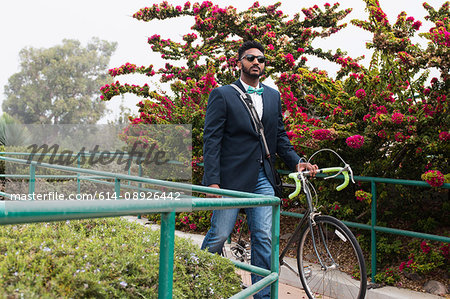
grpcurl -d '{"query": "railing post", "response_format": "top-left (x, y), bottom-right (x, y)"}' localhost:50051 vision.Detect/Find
top-left (77, 155), bottom-right (81, 195)
top-left (137, 160), bottom-right (142, 219)
top-left (28, 162), bottom-right (36, 200)
top-left (115, 178), bottom-right (121, 199)
top-left (371, 180), bottom-right (377, 281)
top-left (158, 211), bottom-right (176, 299)
top-left (271, 203), bottom-right (280, 299)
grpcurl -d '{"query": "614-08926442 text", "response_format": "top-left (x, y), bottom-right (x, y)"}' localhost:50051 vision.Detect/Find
top-left (9, 191), bottom-right (182, 201)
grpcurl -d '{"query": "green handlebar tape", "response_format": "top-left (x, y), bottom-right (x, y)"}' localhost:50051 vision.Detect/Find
top-left (322, 167), bottom-right (349, 191)
top-left (288, 172), bottom-right (301, 199)
top-left (287, 168), bottom-right (350, 199)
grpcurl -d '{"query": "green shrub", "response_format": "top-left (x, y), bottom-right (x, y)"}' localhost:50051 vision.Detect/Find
top-left (374, 267), bottom-right (401, 285)
top-left (399, 240), bottom-right (447, 276)
top-left (0, 218), bottom-right (241, 298)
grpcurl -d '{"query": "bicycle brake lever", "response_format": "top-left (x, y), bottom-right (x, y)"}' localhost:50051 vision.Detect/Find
top-left (347, 165), bottom-right (356, 184)
top-left (323, 168), bottom-right (343, 180)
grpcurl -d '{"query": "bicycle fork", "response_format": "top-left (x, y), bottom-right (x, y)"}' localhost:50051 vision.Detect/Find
top-left (304, 182), bottom-right (337, 273)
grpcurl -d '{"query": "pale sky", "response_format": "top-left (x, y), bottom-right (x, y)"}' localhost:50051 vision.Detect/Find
top-left (0, 0), bottom-right (443, 123)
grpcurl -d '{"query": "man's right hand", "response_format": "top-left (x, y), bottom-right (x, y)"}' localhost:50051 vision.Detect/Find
top-left (207, 184), bottom-right (222, 198)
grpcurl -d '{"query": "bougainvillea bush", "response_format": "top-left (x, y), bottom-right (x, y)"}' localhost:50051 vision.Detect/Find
top-left (100, 0), bottom-right (449, 267)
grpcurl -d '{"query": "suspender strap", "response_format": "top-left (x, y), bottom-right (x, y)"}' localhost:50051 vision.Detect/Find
top-left (230, 83), bottom-right (272, 159)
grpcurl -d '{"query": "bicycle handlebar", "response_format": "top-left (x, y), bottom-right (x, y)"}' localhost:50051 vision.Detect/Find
top-left (288, 167), bottom-right (350, 199)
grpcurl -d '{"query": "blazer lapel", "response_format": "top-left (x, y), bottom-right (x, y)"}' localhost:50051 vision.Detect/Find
top-left (261, 83), bottom-right (269, 124)
top-left (233, 79), bottom-right (246, 93)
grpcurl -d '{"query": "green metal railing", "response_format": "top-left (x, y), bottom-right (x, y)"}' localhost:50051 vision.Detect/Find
top-left (0, 155), bottom-right (281, 299)
top-left (2, 151), bottom-right (449, 285)
top-left (279, 169), bottom-right (450, 281)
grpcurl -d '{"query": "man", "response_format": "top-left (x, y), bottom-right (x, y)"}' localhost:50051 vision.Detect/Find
top-left (201, 40), bottom-right (317, 298)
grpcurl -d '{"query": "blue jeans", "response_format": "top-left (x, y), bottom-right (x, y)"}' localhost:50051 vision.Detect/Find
top-left (201, 167), bottom-right (274, 299)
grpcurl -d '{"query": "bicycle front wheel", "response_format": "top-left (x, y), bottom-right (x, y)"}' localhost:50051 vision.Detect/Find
top-left (297, 215), bottom-right (367, 299)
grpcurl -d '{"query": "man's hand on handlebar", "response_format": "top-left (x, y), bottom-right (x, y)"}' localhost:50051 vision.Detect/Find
top-left (296, 162), bottom-right (319, 177)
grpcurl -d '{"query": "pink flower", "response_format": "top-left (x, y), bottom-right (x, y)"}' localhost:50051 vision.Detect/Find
top-left (355, 89), bottom-right (366, 99)
top-left (441, 244), bottom-right (449, 258)
top-left (399, 262), bottom-right (406, 271)
top-left (391, 112), bottom-right (404, 124)
top-left (189, 223), bottom-right (197, 230)
top-left (406, 259), bottom-right (414, 268)
top-left (376, 106), bottom-right (387, 114)
top-left (284, 53), bottom-right (295, 67)
top-left (377, 130), bottom-right (387, 139)
top-left (346, 135), bottom-right (364, 149)
top-left (394, 132), bottom-right (405, 142)
top-left (297, 47), bottom-right (305, 53)
top-left (439, 131), bottom-right (450, 141)
top-left (420, 241), bottom-right (431, 254)
top-left (412, 20), bottom-right (422, 30)
top-left (286, 131), bottom-right (296, 139)
top-left (311, 129), bottom-right (334, 140)
top-left (422, 170), bottom-right (445, 187)
top-left (267, 44), bottom-right (274, 50)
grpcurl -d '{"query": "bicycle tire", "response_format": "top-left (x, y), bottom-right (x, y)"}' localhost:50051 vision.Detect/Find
top-left (297, 215), bottom-right (367, 299)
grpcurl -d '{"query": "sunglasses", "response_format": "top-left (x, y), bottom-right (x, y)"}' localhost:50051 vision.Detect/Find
top-left (241, 54), bottom-right (266, 64)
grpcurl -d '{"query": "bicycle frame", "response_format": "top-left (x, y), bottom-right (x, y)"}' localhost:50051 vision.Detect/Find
top-left (279, 175), bottom-right (319, 273)
top-left (280, 167), bottom-right (350, 274)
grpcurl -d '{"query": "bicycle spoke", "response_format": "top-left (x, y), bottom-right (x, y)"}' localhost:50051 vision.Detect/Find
top-left (297, 216), bottom-right (366, 299)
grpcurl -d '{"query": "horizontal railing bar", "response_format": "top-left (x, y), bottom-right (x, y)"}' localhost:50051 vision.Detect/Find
top-left (281, 211), bottom-right (450, 243)
top-left (0, 156), bottom-right (275, 199)
top-left (0, 175), bottom-right (79, 179)
top-left (278, 170), bottom-right (450, 189)
top-left (229, 273), bottom-right (278, 299)
top-left (0, 197), bottom-right (279, 225)
top-left (231, 260), bottom-right (271, 276)
top-left (0, 192), bottom-right (12, 199)
top-left (192, 197), bottom-right (280, 210)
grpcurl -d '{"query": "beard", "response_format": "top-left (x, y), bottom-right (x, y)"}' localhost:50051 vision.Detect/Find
top-left (242, 64), bottom-right (264, 78)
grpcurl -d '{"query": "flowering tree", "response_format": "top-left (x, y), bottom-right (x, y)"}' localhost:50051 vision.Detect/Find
top-left (100, 1), bottom-right (449, 230)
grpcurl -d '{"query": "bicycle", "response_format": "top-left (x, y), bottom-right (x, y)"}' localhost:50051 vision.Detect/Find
top-left (228, 149), bottom-right (367, 299)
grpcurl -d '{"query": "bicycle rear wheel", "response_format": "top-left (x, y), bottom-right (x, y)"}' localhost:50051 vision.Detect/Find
top-left (297, 215), bottom-right (367, 299)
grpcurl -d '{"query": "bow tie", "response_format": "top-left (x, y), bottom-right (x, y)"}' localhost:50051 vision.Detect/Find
top-left (247, 86), bottom-right (264, 95)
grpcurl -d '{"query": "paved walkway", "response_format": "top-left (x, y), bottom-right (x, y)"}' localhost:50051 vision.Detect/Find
top-left (124, 216), bottom-right (442, 299)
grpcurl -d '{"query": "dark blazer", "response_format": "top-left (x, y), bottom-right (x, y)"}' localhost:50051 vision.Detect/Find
top-left (202, 79), bottom-right (300, 193)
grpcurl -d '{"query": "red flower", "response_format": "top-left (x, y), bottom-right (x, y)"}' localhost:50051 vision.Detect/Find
top-left (422, 170), bottom-right (445, 187)
top-left (311, 129), bottom-right (334, 141)
top-left (412, 20), bottom-right (422, 30)
top-left (439, 131), bottom-right (450, 141)
top-left (355, 89), bottom-right (366, 99)
top-left (284, 53), bottom-right (295, 67)
top-left (391, 112), bottom-right (404, 124)
top-left (420, 241), bottom-right (431, 254)
top-left (346, 135), bottom-right (364, 149)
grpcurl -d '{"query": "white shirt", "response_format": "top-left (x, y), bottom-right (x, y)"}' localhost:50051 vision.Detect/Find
top-left (240, 79), bottom-right (263, 120)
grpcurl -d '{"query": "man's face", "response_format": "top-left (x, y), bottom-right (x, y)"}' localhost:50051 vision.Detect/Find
top-left (238, 48), bottom-right (265, 79)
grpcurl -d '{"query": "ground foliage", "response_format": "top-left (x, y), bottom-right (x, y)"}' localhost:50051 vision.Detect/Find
top-left (0, 218), bottom-right (241, 298)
